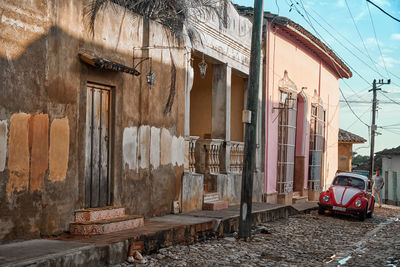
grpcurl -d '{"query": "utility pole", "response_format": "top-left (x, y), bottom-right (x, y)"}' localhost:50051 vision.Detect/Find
top-left (239, 0), bottom-right (263, 239)
top-left (369, 79), bottom-right (390, 179)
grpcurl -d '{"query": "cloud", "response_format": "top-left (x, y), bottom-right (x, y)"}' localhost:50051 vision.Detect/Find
top-left (336, 0), bottom-right (345, 8)
top-left (382, 48), bottom-right (393, 53)
top-left (390, 33), bottom-right (400, 40)
top-left (376, 55), bottom-right (400, 68)
top-left (354, 8), bottom-right (368, 22)
top-left (372, 0), bottom-right (390, 7)
top-left (364, 37), bottom-right (384, 48)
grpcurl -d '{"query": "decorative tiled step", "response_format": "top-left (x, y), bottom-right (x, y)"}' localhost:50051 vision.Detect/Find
top-left (70, 215), bottom-right (144, 235)
top-left (74, 206), bottom-right (125, 223)
top-left (203, 201), bottom-right (229, 211)
top-left (293, 191), bottom-right (301, 197)
top-left (203, 192), bottom-right (219, 203)
top-left (292, 196), bottom-right (308, 204)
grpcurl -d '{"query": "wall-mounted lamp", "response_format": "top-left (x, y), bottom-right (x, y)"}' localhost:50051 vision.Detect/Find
top-left (134, 57), bottom-right (155, 86)
top-left (198, 53), bottom-right (207, 79)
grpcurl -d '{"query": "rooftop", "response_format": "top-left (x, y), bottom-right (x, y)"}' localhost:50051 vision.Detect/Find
top-left (338, 129), bottom-right (366, 144)
top-left (234, 5), bottom-right (352, 79)
top-left (376, 145), bottom-right (400, 156)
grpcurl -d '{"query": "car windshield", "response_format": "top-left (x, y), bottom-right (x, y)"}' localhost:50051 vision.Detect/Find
top-left (332, 175), bottom-right (365, 190)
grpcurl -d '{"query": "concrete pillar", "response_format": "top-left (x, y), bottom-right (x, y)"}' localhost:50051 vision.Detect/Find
top-left (212, 64), bottom-right (231, 174)
top-left (212, 64), bottom-right (231, 140)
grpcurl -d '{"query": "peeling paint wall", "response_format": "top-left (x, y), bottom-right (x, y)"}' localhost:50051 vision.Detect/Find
top-left (0, 121), bottom-right (7, 172)
top-left (122, 127), bottom-right (138, 171)
top-left (7, 113), bottom-right (30, 194)
top-left (0, 0), bottom-right (250, 243)
top-left (49, 118), bottom-right (69, 182)
top-left (29, 114), bottom-right (49, 191)
top-left (150, 127), bottom-right (160, 169)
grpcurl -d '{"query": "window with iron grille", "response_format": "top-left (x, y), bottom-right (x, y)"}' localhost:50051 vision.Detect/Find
top-left (308, 104), bottom-right (325, 190)
top-left (277, 91), bottom-right (297, 194)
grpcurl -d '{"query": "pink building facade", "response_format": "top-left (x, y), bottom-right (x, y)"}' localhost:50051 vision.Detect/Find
top-left (261, 13), bottom-right (352, 204)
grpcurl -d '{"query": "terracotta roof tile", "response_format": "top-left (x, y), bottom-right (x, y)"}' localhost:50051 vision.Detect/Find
top-left (338, 129), bottom-right (366, 143)
top-left (234, 5), bottom-right (352, 79)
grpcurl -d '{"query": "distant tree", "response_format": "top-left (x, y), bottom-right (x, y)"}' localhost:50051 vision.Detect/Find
top-left (352, 152), bottom-right (369, 166)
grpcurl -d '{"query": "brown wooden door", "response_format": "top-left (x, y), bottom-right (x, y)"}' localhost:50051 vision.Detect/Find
top-left (85, 83), bottom-right (111, 208)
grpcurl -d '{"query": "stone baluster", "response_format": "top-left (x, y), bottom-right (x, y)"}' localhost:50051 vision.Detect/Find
top-left (229, 141), bottom-right (244, 173)
top-left (185, 136), bottom-right (199, 173)
top-left (195, 139), bottom-right (223, 175)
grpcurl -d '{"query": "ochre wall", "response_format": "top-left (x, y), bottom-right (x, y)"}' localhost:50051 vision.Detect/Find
top-left (230, 74), bottom-right (245, 142)
top-left (338, 143), bottom-right (352, 172)
top-left (190, 57), bottom-right (213, 138)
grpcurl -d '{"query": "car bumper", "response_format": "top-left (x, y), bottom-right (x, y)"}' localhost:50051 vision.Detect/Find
top-left (318, 203), bottom-right (362, 214)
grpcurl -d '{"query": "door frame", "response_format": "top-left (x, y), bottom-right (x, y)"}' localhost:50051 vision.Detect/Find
top-left (84, 82), bottom-right (114, 208)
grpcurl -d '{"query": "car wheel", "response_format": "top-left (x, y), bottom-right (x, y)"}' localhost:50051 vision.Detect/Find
top-left (318, 207), bottom-right (325, 215)
top-left (367, 202), bottom-right (374, 218)
top-left (358, 206), bottom-right (367, 221)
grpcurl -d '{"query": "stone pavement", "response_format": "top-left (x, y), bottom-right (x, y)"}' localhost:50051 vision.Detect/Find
top-left (114, 205), bottom-right (399, 267)
top-left (0, 202), bottom-right (317, 266)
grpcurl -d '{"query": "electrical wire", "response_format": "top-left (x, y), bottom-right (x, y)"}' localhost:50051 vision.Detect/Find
top-left (366, 1), bottom-right (390, 79)
top-left (366, 0), bottom-right (400, 23)
top-left (340, 87), bottom-right (370, 127)
top-left (379, 91), bottom-right (400, 106)
top-left (344, 0), bottom-right (382, 77)
top-left (305, 4), bottom-right (400, 86)
top-left (294, 0), bottom-right (372, 128)
top-left (293, 0), bottom-right (371, 86)
top-left (345, 107), bottom-right (371, 131)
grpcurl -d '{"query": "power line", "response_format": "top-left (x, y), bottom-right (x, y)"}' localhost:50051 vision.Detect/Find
top-left (306, 4), bottom-right (400, 86)
top-left (345, 0), bottom-right (382, 77)
top-left (293, 0), bottom-right (371, 86)
top-left (366, 1), bottom-right (390, 79)
top-left (366, 0), bottom-right (400, 23)
top-left (345, 107), bottom-right (371, 131)
top-left (379, 91), bottom-right (400, 106)
top-left (295, 1), bottom-right (374, 127)
top-left (339, 100), bottom-right (399, 104)
top-left (340, 87), bottom-right (370, 127)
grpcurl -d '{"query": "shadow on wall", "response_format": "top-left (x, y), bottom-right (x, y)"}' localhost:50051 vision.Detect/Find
top-left (0, 23), bottom-right (186, 243)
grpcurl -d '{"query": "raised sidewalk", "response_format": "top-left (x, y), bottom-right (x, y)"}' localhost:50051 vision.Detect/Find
top-left (0, 202), bottom-right (317, 267)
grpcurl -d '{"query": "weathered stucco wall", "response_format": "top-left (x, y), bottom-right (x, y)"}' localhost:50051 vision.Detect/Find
top-left (0, 0), bottom-right (187, 243)
top-left (338, 143), bottom-right (352, 172)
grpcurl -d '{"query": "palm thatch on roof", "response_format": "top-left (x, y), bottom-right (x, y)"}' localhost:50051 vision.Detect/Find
top-left (85, 0), bottom-right (227, 44)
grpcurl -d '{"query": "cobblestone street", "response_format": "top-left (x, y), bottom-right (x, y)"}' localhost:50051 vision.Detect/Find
top-left (117, 205), bottom-right (400, 266)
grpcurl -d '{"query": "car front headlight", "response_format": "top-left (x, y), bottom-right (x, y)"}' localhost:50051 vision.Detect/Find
top-left (322, 195), bottom-right (329, 202)
top-left (355, 200), bottom-right (362, 207)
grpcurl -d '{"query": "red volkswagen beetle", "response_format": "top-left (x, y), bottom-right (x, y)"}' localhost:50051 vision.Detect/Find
top-left (318, 172), bottom-right (375, 221)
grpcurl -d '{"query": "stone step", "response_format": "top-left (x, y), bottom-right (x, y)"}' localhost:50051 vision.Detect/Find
top-left (292, 196), bottom-right (308, 204)
top-left (74, 206), bottom-right (125, 223)
top-left (70, 215), bottom-right (144, 235)
top-left (202, 200), bottom-right (228, 211)
top-left (293, 191), bottom-right (301, 197)
top-left (203, 193), bottom-right (220, 203)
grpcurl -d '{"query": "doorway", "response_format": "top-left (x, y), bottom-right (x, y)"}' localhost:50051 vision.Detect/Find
top-left (85, 83), bottom-right (112, 208)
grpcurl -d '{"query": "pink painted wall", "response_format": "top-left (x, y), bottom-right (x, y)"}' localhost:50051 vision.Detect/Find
top-left (264, 23), bottom-right (341, 194)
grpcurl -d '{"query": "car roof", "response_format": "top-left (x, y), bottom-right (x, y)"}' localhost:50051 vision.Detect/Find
top-left (336, 172), bottom-right (368, 182)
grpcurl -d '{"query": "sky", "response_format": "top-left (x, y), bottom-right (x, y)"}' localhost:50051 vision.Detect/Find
top-left (232, 0), bottom-right (400, 155)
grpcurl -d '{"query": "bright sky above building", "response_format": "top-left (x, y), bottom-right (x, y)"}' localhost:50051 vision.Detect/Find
top-left (232, 0), bottom-right (400, 155)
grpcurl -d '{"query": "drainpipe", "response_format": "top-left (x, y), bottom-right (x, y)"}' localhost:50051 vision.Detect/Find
top-left (265, 22), bottom-right (270, 196)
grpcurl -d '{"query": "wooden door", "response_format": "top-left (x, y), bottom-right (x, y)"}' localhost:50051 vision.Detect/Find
top-left (85, 83), bottom-right (111, 208)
